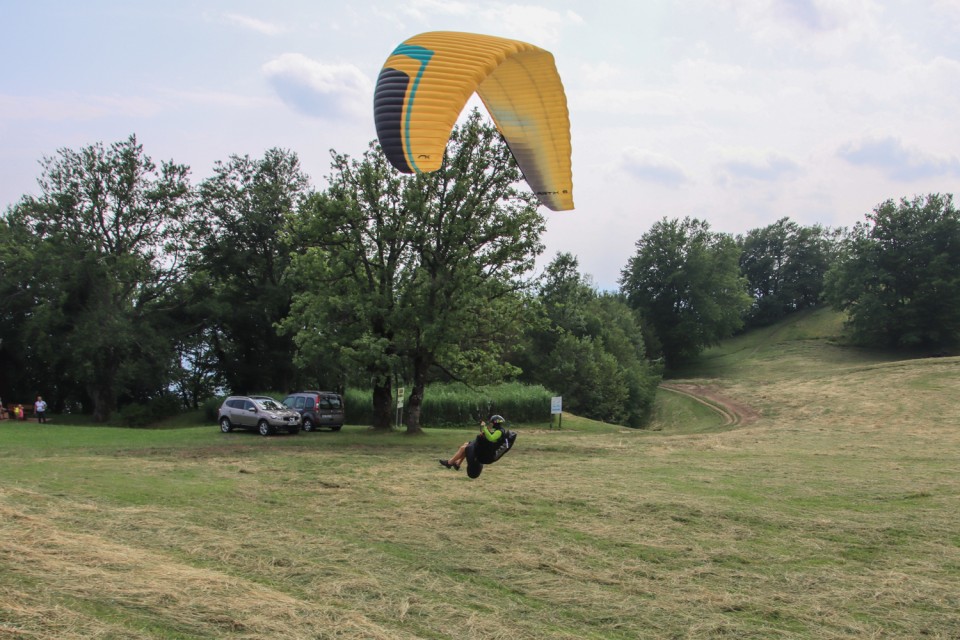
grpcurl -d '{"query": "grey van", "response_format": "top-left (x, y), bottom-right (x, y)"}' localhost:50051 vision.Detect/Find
top-left (282, 391), bottom-right (345, 432)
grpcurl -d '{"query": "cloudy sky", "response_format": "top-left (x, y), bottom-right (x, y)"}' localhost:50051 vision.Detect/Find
top-left (2, 0), bottom-right (958, 289)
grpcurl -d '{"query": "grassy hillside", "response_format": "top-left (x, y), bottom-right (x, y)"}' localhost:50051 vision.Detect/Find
top-left (1, 308), bottom-right (958, 638)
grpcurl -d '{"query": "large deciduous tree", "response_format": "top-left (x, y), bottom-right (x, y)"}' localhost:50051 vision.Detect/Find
top-left (739, 218), bottom-right (841, 327)
top-left (399, 111), bottom-right (544, 432)
top-left (282, 110), bottom-right (544, 432)
top-left (620, 217), bottom-right (751, 368)
top-left (825, 193), bottom-right (960, 349)
top-left (283, 145), bottom-right (414, 430)
top-left (519, 253), bottom-right (661, 427)
top-left (6, 135), bottom-right (192, 420)
top-left (190, 148), bottom-right (309, 394)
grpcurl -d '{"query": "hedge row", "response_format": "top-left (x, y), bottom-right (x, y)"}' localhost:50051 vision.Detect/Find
top-left (344, 382), bottom-right (555, 427)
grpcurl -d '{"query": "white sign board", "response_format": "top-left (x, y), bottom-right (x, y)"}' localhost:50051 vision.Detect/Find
top-left (550, 396), bottom-right (562, 415)
top-left (397, 387), bottom-right (405, 408)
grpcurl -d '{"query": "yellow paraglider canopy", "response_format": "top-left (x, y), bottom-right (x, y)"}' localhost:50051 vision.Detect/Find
top-left (374, 31), bottom-right (574, 211)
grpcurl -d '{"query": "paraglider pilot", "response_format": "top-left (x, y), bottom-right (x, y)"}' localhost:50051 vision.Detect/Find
top-left (440, 415), bottom-right (517, 479)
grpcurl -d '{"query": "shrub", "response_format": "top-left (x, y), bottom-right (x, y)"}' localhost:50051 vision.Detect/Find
top-left (113, 394), bottom-right (184, 428)
top-left (203, 396), bottom-right (225, 424)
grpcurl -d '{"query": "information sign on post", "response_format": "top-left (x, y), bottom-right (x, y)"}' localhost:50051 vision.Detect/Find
top-left (550, 396), bottom-right (562, 429)
top-left (396, 387), bottom-right (405, 428)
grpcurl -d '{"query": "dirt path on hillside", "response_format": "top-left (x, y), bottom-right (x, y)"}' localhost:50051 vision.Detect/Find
top-left (659, 383), bottom-right (761, 427)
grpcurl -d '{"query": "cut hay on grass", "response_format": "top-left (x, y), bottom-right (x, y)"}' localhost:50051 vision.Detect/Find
top-left (1, 311), bottom-right (959, 638)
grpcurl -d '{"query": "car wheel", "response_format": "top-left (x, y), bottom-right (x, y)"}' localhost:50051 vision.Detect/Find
top-left (220, 417), bottom-right (232, 433)
top-left (302, 418), bottom-right (314, 432)
top-left (258, 420), bottom-right (272, 437)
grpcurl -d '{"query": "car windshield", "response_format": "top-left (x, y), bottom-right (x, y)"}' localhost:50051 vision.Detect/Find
top-left (255, 399), bottom-right (284, 411)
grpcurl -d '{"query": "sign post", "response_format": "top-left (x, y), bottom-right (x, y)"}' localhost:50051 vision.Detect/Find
top-left (396, 387), bottom-right (405, 428)
top-left (550, 396), bottom-right (562, 429)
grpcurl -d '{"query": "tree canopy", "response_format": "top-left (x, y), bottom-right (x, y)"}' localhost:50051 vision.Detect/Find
top-left (187, 148), bottom-right (309, 395)
top-left (2, 126), bottom-right (954, 427)
top-left (825, 194), bottom-right (960, 349)
top-left (738, 218), bottom-right (841, 328)
top-left (518, 253), bottom-right (660, 427)
top-left (2, 135), bottom-right (192, 420)
top-left (620, 217), bottom-right (751, 367)
top-left (282, 110), bottom-right (545, 432)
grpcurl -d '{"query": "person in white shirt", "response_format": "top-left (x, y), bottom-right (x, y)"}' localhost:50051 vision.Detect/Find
top-left (34, 396), bottom-right (48, 423)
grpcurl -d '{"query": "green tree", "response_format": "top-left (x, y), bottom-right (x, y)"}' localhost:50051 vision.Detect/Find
top-left (399, 111), bottom-right (544, 432)
top-left (190, 148), bottom-right (309, 394)
top-left (739, 218), bottom-right (841, 327)
top-left (824, 193), bottom-right (960, 349)
top-left (283, 145), bottom-right (413, 430)
top-left (283, 110), bottom-right (545, 432)
top-left (0, 215), bottom-right (48, 404)
top-left (620, 217), bottom-right (751, 368)
top-left (6, 135), bottom-right (192, 420)
top-left (518, 253), bottom-right (660, 427)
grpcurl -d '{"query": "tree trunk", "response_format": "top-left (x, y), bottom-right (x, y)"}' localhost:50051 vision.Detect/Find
top-left (403, 352), bottom-right (430, 435)
top-left (88, 349), bottom-right (119, 422)
top-left (88, 380), bottom-right (115, 423)
top-left (404, 388), bottom-right (424, 435)
top-left (371, 379), bottom-right (394, 430)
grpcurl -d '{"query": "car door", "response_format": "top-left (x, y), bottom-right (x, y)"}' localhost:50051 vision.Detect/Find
top-left (325, 394), bottom-right (346, 425)
top-left (239, 399), bottom-right (258, 428)
top-left (303, 395), bottom-right (317, 423)
top-left (225, 399), bottom-right (244, 426)
top-left (317, 395), bottom-right (335, 426)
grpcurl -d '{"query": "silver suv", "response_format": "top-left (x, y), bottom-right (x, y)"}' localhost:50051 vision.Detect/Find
top-left (218, 396), bottom-right (301, 436)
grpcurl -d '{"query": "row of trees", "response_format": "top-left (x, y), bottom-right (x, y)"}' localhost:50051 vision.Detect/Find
top-left (0, 113), bottom-right (660, 429)
top-left (2, 113), bottom-right (956, 428)
top-left (619, 194), bottom-right (960, 368)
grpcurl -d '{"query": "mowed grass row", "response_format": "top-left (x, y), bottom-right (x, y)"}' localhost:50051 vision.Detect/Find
top-left (1, 309), bottom-right (959, 638)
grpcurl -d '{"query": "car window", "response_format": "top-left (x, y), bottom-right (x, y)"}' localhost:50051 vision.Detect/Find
top-left (283, 397), bottom-right (296, 409)
top-left (295, 396), bottom-right (305, 410)
top-left (325, 395), bottom-right (343, 409)
top-left (305, 397), bottom-right (316, 410)
top-left (256, 399), bottom-right (283, 411)
top-left (243, 400), bottom-right (256, 411)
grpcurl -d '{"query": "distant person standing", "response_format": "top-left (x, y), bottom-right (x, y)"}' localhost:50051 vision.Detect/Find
top-left (34, 396), bottom-right (47, 423)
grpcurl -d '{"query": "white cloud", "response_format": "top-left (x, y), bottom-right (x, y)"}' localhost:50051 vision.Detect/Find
top-left (838, 136), bottom-right (960, 180)
top-left (715, 150), bottom-right (802, 184)
top-left (715, 0), bottom-right (884, 56)
top-left (391, 1), bottom-right (582, 46)
top-left (0, 93), bottom-right (163, 121)
top-left (618, 148), bottom-right (690, 186)
top-left (223, 13), bottom-right (285, 36)
top-left (478, 5), bottom-right (583, 45)
top-left (402, 0), bottom-right (474, 20)
top-left (571, 87), bottom-right (689, 118)
top-left (262, 54), bottom-right (373, 120)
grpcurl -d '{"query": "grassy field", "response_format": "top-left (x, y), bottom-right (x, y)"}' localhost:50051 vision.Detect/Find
top-left (2, 307), bottom-right (959, 638)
